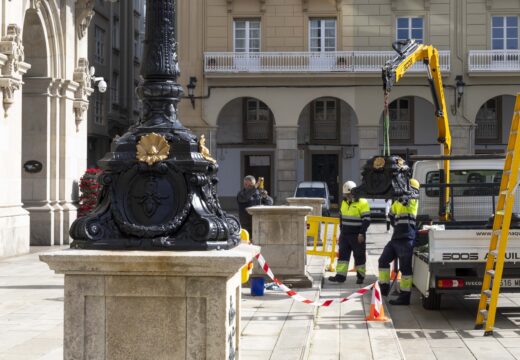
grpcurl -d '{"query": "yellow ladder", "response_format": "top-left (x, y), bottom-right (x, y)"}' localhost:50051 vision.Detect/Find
top-left (475, 94), bottom-right (520, 336)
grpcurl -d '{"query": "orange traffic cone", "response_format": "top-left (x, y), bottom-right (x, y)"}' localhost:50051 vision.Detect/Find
top-left (390, 260), bottom-right (401, 281)
top-left (365, 283), bottom-right (389, 322)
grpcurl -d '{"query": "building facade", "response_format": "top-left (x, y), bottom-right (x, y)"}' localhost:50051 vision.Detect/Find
top-left (176, 0), bottom-right (520, 209)
top-left (0, 0), bottom-right (95, 257)
top-left (87, 0), bottom-right (145, 166)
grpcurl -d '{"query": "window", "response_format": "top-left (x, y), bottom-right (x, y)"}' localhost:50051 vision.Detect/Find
top-left (396, 17), bottom-right (423, 43)
top-left (388, 98), bottom-right (413, 142)
top-left (112, 17), bottom-right (120, 50)
top-left (425, 170), bottom-right (501, 197)
top-left (476, 97), bottom-right (501, 144)
top-left (311, 98), bottom-right (338, 143)
top-left (234, 19), bottom-right (260, 52)
top-left (309, 19), bottom-right (336, 52)
top-left (243, 98), bottom-right (272, 142)
top-left (94, 92), bottom-right (104, 125)
top-left (492, 16), bottom-right (518, 49)
top-left (111, 72), bottom-right (119, 105)
top-left (94, 26), bottom-right (105, 64)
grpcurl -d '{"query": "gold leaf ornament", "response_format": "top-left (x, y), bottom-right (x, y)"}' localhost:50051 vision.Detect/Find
top-left (136, 133), bottom-right (170, 166)
top-left (199, 134), bottom-right (216, 163)
top-left (373, 157), bottom-right (385, 169)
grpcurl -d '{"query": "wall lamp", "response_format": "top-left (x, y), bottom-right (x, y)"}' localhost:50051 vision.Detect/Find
top-left (449, 75), bottom-right (466, 115)
top-left (187, 76), bottom-right (197, 109)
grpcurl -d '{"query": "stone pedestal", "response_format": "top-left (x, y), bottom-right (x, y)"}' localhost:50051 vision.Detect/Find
top-left (247, 206), bottom-right (313, 288)
top-left (40, 244), bottom-right (259, 360)
top-left (286, 197), bottom-right (325, 216)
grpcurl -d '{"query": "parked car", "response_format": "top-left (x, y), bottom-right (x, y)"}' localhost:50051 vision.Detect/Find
top-left (293, 181), bottom-right (332, 216)
top-left (366, 198), bottom-right (389, 219)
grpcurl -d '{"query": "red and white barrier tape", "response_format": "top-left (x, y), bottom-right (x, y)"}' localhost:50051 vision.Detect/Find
top-left (254, 253), bottom-right (382, 314)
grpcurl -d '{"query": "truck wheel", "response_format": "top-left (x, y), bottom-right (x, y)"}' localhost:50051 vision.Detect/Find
top-left (421, 289), bottom-right (441, 310)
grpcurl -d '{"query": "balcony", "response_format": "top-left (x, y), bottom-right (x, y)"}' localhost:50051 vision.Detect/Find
top-left (204, 51), bottom-right (451, 74)
top-left (468, 50), bottom-right (520, 73)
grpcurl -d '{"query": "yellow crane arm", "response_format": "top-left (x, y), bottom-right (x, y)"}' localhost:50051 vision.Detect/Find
top-left (382, 40), bottom-right (452, 220)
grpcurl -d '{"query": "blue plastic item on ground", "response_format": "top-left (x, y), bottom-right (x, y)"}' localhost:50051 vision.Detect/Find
top-left (250, 276), bottom-right (265, 296)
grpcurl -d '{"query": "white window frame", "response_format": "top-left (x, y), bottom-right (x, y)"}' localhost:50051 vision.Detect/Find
top-left (309, 19), bottom-right (337, 52)
top-left (94, 26), bottom-right (105, 64)
top-left (396, 16), bottom-right (424, 43)
top-left (491, 15), bottom-right (519, 50)
top-left (244, 98), bottom-right (272, 142)
top-left (311, 98), bottom-right (339, 143)
top-left (233, 19), bottom-right (261, 53)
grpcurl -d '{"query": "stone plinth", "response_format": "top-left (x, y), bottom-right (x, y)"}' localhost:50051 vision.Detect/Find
top-left (40, 244), bottom-right (259, 360)
top-left (247, 206), bottom-right (313, 288)
top-left (286, 197), bottom-right (325, 216)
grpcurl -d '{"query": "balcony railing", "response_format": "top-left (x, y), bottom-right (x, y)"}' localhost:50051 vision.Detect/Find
top-left (468, 50), bottom-right (520, 72)
top-left (204, 51), bottom-right (451, 74)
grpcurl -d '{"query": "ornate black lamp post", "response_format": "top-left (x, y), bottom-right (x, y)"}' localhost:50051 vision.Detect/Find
top-left (70, 0), bottom-right (241, 250)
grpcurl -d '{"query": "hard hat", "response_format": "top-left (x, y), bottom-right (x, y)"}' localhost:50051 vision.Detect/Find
top-left (410, 178), bottom-right (420, 189)
top-left (343, 181), bottom-right (357, 194)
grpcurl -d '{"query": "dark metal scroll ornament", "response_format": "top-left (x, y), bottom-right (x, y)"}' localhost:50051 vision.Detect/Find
top-left (69, 0), bottom-right (240, 250)
top-left (351, 155), bottom-right (417, 203)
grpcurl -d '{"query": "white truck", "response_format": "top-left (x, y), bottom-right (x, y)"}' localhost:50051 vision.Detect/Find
top-left (411, 159), bottom-right (520, 309)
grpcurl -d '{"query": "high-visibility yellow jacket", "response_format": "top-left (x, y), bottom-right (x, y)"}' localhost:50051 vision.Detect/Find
top-left (340, 198), bottom-right (371, 234)
top-left (389, 199), bottom-right (419, 240)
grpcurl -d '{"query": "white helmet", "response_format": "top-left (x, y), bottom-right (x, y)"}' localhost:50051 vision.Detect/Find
top-left (342, 181), bottom-right (356, 194)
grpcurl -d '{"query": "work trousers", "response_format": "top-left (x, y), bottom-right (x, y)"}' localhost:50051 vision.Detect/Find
top-left (378, 237), bottom-right (414, 291)
top-left (337, 231), bottom-right (366, 275)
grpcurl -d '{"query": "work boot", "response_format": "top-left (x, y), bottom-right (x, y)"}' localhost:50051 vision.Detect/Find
top-left (356, 272), bottom-right (365, 284)
top-left (328, 274), bottom-right (346, 283)
top-left (379, 283), bottom-right (390, 297)
top-left (389, 291), bottom-right (411, 305)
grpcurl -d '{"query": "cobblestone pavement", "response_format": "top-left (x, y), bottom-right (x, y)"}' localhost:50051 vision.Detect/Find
top-left (1, 225), bottom-right (520, 359)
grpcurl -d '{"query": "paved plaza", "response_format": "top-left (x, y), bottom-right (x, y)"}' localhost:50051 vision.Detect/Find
top-left (1, 225), bottom-right (520, 359)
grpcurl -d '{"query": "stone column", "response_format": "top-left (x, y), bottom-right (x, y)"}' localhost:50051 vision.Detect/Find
top-left (247, 206), bottom-right (313, 288)
top-left (40, 244), bottom-right (259, 360)
top-left (357, 125), bottom-right (380, 170)
top-left (451, 124), bottom-right (474, 155)
top-left (275, 126), bottom-right (298, 204)
top-left (286, 197), bottom-right (324, 216)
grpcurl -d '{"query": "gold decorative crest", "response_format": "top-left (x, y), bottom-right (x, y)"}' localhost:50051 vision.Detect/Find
top-left (199, 134), bottom-right (216, 163)
top-left (136, 133), bottom-right (170, 166)
top-left (373, 157), bottom-right (385, 169)
top-left (397, 158), bottom-right (406, 168)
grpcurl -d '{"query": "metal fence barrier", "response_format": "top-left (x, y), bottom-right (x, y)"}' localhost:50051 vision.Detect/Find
top-left (306, 215), bottom-right (339, 272)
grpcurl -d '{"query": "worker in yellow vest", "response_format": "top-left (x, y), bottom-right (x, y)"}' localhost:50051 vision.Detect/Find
top-left (378, 178), bottom-right (420, 305)
top-left (329, 181), bottom-right (371, 284)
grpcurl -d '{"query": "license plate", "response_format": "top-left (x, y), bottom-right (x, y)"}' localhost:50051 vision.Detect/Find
top-left (501, 278), bottom-right (520, 288)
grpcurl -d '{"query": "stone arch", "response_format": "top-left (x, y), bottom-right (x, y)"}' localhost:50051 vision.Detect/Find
top-left (21, 0), bottom-right (65, 246)
top-left (378, 95), bottom-right (438, 157)
top-left (296, 96), bottom-right (359, 204)
top-left (204, 89), bottom-right (276, 127)
top-left (23, 0), bottom-right (65, 78)
top-left (474, 95), bottom-right (516, 152)
top-left (466, 88), bottom-right (518, 127)
top-left (216, 96), bottom-right (276, 145)
top-left (215, 97), bottom-right (277, 203)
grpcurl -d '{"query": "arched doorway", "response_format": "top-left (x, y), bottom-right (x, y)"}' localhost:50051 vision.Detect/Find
top-left (216, 97), bottom-right (276, 209)
top-left (474, 95), bottom-right (516, 153)
top-left (21, 9), bottom-right (55, 245)
top-left (297, 97), bottom-right (358, 207)
top-left (379, 96), bottom-right (437, 161)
